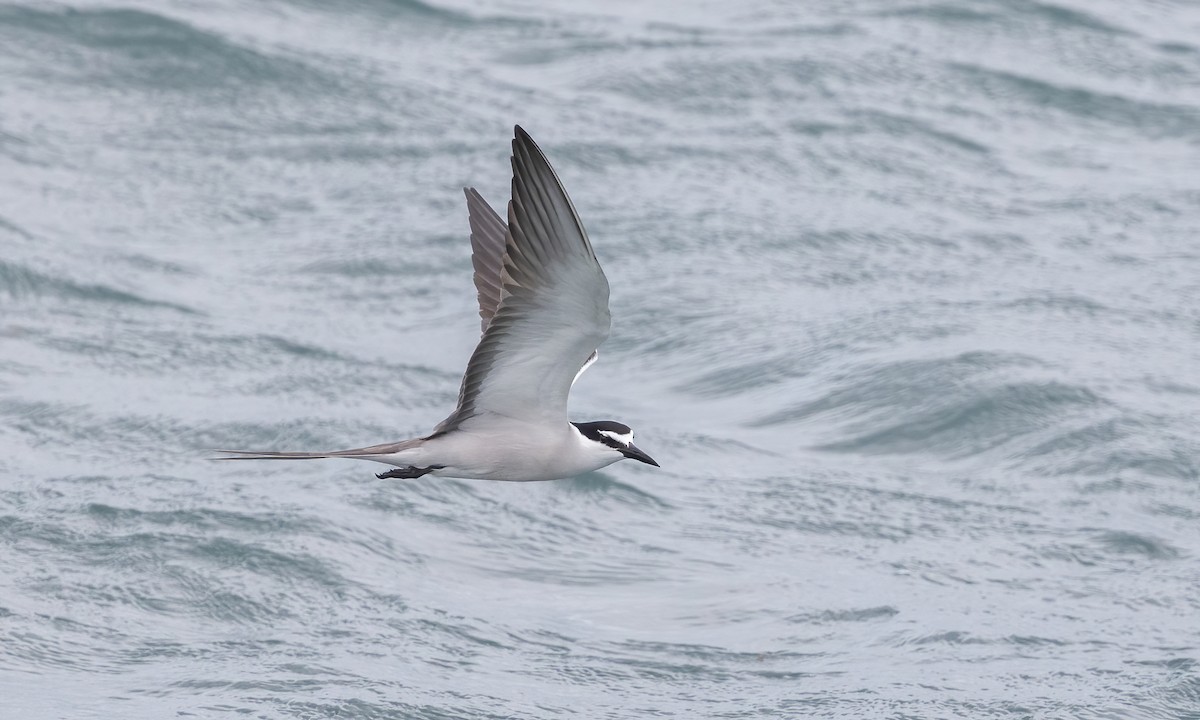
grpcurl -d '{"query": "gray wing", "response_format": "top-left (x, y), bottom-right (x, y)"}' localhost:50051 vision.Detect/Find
top-left (465, 186), bottom-right (600, 373)
top-left (465, 187), bottom-right (508, 333)
top-left (435, 126), bottom-right (610, 433)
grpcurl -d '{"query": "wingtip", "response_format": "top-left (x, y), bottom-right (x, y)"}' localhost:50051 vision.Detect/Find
top-left (511, 125), bottom-right (550, 177)
top-left (513, 125), bottom-right (538, 153)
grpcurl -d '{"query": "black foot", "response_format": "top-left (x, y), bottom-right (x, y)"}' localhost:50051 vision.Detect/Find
top-left (376, 465), bottom-right (445, 480)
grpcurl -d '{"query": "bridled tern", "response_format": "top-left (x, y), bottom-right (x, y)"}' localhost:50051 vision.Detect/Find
top-left (218, 126), bottom-right (659, 481)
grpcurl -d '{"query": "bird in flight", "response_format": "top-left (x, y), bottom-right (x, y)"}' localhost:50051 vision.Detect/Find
top-left (218, 126), bottom-right (658, 481)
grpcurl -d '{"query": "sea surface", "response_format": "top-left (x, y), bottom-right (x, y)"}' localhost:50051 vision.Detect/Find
top-left (2, 1), bottom-right (1199, 717)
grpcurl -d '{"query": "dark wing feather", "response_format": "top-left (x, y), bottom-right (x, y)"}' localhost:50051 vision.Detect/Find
top-left (435, 126), bottom-right (610, 433)
top-left (464, 187), bottom-right (508, 333)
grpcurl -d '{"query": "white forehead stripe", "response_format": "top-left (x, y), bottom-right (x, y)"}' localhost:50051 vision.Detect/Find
top-left (598, 430), bottom-right (633, 445)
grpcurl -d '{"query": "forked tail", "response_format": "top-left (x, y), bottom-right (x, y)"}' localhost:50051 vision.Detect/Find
top-left (214, 449), bottom-right (343, 461)
top-left (213, 438), bottom-right (422, 464)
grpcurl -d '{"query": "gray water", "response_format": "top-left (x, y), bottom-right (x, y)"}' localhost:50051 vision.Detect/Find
top-left (2, 0), bottom-right (1199, 717)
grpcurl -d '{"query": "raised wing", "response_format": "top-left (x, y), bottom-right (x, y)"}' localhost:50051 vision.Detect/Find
top-left (435, 126), bottom-right (610, 433)
top-left (464, 186), bottom-right (601, 384)
top-left (464, 187), bottom-right (507, 333)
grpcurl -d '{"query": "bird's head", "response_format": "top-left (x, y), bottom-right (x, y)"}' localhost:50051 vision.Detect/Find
top-left (571, 421), bottom-right (659, 468)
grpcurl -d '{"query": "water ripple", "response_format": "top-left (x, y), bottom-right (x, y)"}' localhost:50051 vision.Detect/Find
top-left (2, 0), bottom-right (1198, 716)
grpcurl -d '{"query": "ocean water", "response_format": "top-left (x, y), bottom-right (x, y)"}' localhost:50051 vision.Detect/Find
top-left (2, 0), bottom-right (1199, 717)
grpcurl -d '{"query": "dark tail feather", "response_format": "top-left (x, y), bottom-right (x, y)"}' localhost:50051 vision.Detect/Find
top-left (212, 439), bottom-right (421, 462)
top-left (213, 450), bottom-right (336, 461)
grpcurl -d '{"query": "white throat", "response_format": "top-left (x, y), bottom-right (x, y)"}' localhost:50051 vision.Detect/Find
top-left (570, 424), bottom-right (627, 472)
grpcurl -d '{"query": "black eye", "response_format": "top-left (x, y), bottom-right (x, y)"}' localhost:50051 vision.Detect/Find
top-left (599, 434), bottom-right (624, 450)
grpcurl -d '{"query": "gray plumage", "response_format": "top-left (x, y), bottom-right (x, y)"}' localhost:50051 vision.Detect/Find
top-left (217, 126), bottom-right (656, 481)
top-left (465, 187), bottom-right (507, 334)
top-left (433, 126), bottom-right (610, 435)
